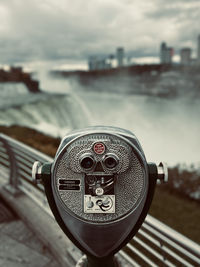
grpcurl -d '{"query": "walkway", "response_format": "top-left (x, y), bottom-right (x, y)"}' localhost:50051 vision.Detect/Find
top-left (0, 199), bottom-right (59, 267)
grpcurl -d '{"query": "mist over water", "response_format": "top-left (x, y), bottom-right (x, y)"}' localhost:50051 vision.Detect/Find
top-left (1, 72), bottom-right (200, 166)
top-left (77, 91), bottom-right (200, 165)
top-left (37, 73), bottom-right (200, 166)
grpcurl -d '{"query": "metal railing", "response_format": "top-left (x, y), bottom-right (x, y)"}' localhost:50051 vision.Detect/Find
top-left (0, 133), bottom-right (199, 267)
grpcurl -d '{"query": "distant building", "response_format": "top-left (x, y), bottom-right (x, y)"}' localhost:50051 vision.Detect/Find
top-left (180, 48), bottom-right (192, 65)
top-left (197, 35), bottom-right (200, 65)
top-left (116, 47), bottom-right (124, 67)
top-left (160, 42), bottom-right (173, 64)
top-left (88, 56), bottom-right (111, 71)
top-left (88, 56), bottom-right (98, 71)
top-left (108, 54), bottom-right (115, 67)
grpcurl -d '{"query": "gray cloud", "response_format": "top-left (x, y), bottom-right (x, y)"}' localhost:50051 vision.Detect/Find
top-left (0, 0), bottom-right (200, 68)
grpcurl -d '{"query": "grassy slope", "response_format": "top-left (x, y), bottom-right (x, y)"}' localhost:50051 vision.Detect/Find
top-left (0, 125), bottom-right (60, 157)
top-left (150, 187), bottom-right (200, 243)
top-left (0, 125), bottom-right (199, 244)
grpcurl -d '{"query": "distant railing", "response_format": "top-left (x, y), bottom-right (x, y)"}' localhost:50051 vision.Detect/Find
top-left (0, 133), bottom-right (199, 267)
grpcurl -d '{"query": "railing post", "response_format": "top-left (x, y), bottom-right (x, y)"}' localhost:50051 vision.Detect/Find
top-left (0, 136), bottom-right (21, 195)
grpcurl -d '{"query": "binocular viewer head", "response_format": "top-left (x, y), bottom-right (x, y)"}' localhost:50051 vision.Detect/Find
top-left (33, 126), bottom-right (167, 260)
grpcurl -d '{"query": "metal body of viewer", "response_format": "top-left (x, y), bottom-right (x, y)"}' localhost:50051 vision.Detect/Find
top-left (32, 126), bottom-right (168, 267)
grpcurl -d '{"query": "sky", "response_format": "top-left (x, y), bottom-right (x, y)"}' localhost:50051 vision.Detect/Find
top-left (0, 0), bottom-right (200, 70)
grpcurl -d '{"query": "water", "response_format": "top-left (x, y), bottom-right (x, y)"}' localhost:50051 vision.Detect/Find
top-left (0, 75), bottom-right (200, 166)
top-left (0, 82), bottom-right (89, 136)
top-left (71, 90), bottom-right (200, 166)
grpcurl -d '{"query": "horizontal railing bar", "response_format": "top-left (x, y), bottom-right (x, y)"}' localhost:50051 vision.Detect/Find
top-left (119, 250), bottom-right (140, 267)
top-left (139, 229), bottom-right (195, 267)
top-left (0, 165), bottom-right (9, 181)
top-left (0, 158), bottom-right (10, 167)
top-left (18, 165), bottom-right (45, 191)
top-left (126, 243), bottom-right (157, 267)
top-left (15, 155), bottom-right (34, 168)
top-left (0, 135), bottom-right (51, 164)
top-left (18, 169), bottom-right (44, 193)
top-left (139, 228), bottom-right (166, 247)
top-left (145, 215), bottom-right (200, 259)
top-left (12, 147), bottom-right (47, 164)
top-left (17, 162), bottom-right (32, 175)
top-left (18, 169), bottom-right (32, 180)
top-left (19, 174), bottom-right (44, 192)
top-left (142, 223), bottom-right (200, 264)
top-left (133, 236), bottom-right (175, 267)
top-left (0, 141), bottom-right (6, 148)
top-left (0, 147), bottom-right (7, 154)
top-left (0, 151), bottom-right (9, 159)
top-left (0, 134), bottom-right (52, 160)
top-left (164, 244), bottom-right (195, 267)
top-left (36, 183), bottom-right (44, 192)
top-left (18, 170), bottom-right (44, 192)
top-left (19, 180), bottom-right (52, 217)
top-left (7, 141), bottom-right (52, 162)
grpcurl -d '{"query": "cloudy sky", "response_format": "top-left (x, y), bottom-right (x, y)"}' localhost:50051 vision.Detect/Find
top-left (0, 0), bottom-right (200, 70)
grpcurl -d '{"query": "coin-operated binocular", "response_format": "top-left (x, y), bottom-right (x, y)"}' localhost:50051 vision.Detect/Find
top-left (32, 126), bottom-right (167, 267)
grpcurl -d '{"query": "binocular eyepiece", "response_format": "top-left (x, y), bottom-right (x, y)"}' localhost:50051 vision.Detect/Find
top-left (80, 153), bottom-right (119, 171)
top-left (32, 126), bottom-right (167, 266)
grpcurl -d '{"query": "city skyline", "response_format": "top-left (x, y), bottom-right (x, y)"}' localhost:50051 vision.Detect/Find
top-left (88, 34), bottom-right (200, 70)
top-left (0, 0), bottom-right (200, 71)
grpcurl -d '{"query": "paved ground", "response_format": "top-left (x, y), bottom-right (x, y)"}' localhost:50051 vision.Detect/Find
top-left (0, 199), bottom-right (59, 267)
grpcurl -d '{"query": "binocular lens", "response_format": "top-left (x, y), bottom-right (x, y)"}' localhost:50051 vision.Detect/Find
top-left (104, 156), bottom-right (118, 169)
top-left (80, 156), bottom-right (94, 169)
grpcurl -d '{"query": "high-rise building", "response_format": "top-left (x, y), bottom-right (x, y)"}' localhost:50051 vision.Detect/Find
top-left (160, 42), bottom-right (173, 64)
top-left (180, 48), bottom-right (192, 65)
top-left (88, 56), bottom-right (98, 71)
top-left (197, 35), bottom-right (200, 64)
top-left (160, 42), bottom-right (166, 63)
top-left (116, 47), bottom-right (124, 67)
